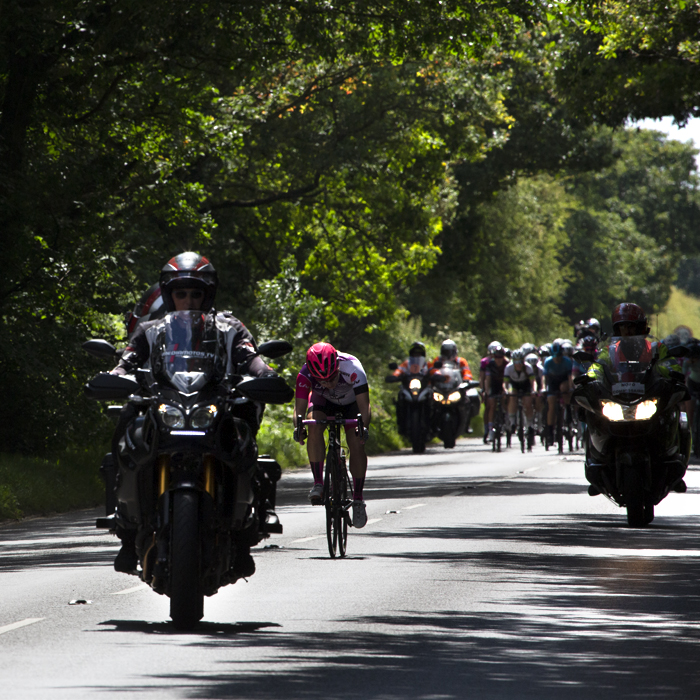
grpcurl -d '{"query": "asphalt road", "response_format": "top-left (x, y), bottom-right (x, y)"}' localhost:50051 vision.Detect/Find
top-left (2, 438), bottom-right (700, 699)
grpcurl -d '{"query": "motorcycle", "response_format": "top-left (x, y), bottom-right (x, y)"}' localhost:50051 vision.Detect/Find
top-left (429, 360), bottom-right (479, 449)
top-left (572, 335), bottom-right (690, 527)
top-left (386, 359), bottom-right (432, 453)
top-left (83, 311), bottom-right (293, 629)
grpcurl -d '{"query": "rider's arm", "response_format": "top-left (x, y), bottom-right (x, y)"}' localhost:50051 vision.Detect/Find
top-left (356, 390), bottom-right (371, 428)
top-left (111, 324), bottom-right (149, 375)
top-left (460, 358), bottom-right (473, 381)
top-left (294, 370), bottom-right (312, 426)
top-left (393, 360), bottom-right (409, 378)
top-left (293, 397), bottom-right (308, 427)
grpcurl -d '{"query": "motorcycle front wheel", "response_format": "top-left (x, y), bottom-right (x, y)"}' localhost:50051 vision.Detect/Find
top-left (169, 490), bottom-right (204, 630)
top-left (623, 467), bottom-right (647, 528)
top-left (410, 408), bottom-right (426, 454)
top-left (442, 413), bottom-right (456, 449)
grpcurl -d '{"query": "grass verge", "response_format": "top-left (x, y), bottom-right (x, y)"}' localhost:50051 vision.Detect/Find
top-left (0, 448), bottom-right (105, 522)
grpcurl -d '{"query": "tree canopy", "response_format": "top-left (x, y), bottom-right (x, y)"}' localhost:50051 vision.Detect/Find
top-left (2, 1), bottom-right (699, 454)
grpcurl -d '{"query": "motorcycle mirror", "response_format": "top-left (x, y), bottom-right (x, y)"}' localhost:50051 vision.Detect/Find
top-left (388, 362), bottom-right (398, 371)
top-left (82, 339), bottom-right (118, 358)
top-left (432, 359), bottom-right (443, 369)
top-left (257, 340), bottom-right (293, 359)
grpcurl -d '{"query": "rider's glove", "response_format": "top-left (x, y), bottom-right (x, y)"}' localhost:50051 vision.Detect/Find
top-left (293, 424), bottom-right (307, 444)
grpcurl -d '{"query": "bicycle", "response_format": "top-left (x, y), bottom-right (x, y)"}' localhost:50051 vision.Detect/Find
top-left (545, 390), bottom-right (570, 454)
top-left (491, 397), bottom-right (507, 453)
top-left (298, 413), bottom-right (363, 558)
top-left (511, 392), bottom-right (534, 453)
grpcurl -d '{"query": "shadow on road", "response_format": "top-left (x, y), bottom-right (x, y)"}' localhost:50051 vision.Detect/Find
top-left (97, 511), bottom-right (700, 700)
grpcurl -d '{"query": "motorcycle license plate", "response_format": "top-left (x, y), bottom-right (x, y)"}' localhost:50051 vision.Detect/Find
top-left (611, 382), bottom-right (645, 395)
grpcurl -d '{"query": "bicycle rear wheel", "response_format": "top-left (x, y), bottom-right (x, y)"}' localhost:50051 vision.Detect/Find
top-left (557, 410), bottom-right (564, 455)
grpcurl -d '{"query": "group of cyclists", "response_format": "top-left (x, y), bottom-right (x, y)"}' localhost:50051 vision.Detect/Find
top-left (112, 252), bottom-right (698, 561)
top-left (479, 317), bottom-right (603, 449)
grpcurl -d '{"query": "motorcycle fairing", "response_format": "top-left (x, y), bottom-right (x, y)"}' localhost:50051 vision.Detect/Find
top-left (149, 311), bottom-right (224, 395)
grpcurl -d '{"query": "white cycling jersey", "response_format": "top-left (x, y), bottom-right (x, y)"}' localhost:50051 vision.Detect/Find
top-left (504, 362), bottom-right (534, 384)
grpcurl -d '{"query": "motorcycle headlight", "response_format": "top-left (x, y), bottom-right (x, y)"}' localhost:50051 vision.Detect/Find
top-left (601, 399), bottom-right (658, 422)
top-left (191, 405), bottom-right (218, 429)
top-left (433, 392), bottom-right (445, 403)
top-left (447, 391), bottom-right (462, 403)
top-left (159, 403), bottom-right (186, 429)
top-left (635, 399), bottom-right (657, 420)
top-left (409, 378), bottom-right (422, 391)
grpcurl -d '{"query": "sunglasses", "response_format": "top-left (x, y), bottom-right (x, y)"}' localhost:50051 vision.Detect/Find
top-left (315, 370), bottom-right (339, 384)
top-left (173, 290), bottom-right (204, 300)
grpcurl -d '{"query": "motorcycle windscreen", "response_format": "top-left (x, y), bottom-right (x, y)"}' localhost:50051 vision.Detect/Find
top-left (433, 361), bottom-right (461, 389)
top-left (606, 335), bottom-right (654, 392)
top-left (153, 311), bottom-right (219, 393)
top-left (408, 356), bottom-right (427, 375)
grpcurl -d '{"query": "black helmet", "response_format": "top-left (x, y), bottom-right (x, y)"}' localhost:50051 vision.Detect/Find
top-left (409, 341), bottom-right (426, 357)
top-left (440, 339), bottom-right (458, 360)
top-left (160, 252), bottom-right (218, 312)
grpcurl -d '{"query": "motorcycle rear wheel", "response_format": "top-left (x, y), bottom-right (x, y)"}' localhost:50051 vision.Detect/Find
top-left (169, 491), bottom-right (204, 630)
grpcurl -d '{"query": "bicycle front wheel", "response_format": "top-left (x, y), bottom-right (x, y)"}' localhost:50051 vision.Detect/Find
top-left (324, 453), bottom-right (338, 558)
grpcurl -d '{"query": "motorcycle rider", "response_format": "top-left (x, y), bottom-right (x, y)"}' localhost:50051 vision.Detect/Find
top-left (429, 339), bottom-right (473, 381)
top-left (391, 341), bottom-right (430, 435)
top-left (293, 342), bottom-right (372, 528)
top-left (583, 302), bottom-right (688, 496)
top-left (109, 252), bottom-right (278, 576)
top-left (124, 283), bottom-right (165, 339)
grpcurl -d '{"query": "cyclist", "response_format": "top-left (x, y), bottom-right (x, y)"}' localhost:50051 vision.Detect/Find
top-left (480, 341), bottom-right (502, 442)
top-left (293, 342), bottom-right (371, 528)
top-left (543, 339), bottom-right (574, 446)
top-left (484, 343), bottom-right (508, 441)
top-left (504, 349), bottom-right (536, 441)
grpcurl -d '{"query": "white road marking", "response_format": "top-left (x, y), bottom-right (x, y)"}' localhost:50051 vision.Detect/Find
top-left (0, 618), bottom-right (44, 636)
top-left (292, 535), bottom-right (326, 543)
top-left (404, 503), bottom-right (426, 510)
top-left (0, 535), bottom-right (112, 547)
top-left (112, 584), bottom-right (149, 595)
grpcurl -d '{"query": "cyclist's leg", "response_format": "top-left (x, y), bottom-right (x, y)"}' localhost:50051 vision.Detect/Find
top-left (485, 395), bottom-right (496, 439)
top-left (306, 402), bottom-right (328, 503)
top-left (507, 393), bottom-right (517, 431)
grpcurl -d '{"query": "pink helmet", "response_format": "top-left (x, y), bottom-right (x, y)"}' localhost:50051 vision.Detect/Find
top-left (306, 342), bottom-right (338, 380)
